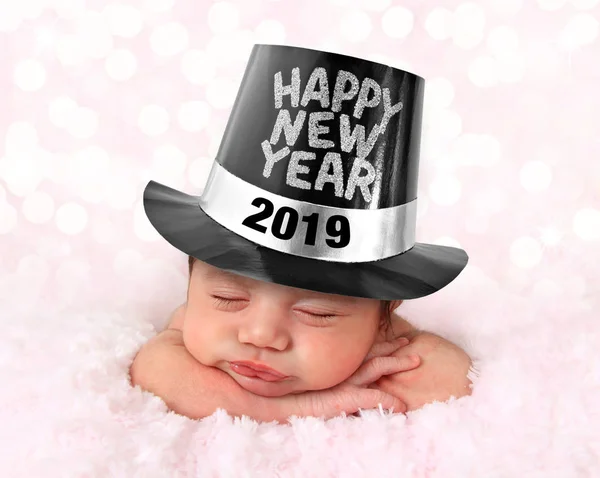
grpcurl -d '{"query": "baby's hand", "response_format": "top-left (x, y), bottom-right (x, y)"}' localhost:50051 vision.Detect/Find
top-left (369, 332), bottom-right (474, 412)
top-left (282, 337), bottom-right (421, 418)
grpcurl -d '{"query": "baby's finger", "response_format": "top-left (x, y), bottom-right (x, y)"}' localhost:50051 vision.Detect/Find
top-left (334, 388), bottom-right (407, 415)
top-left (356, 389), bottom-right (407, 415)
top-left (348, 354), bottom-right (421, 386)
top-left (363, 337), bottom-right (409, 363)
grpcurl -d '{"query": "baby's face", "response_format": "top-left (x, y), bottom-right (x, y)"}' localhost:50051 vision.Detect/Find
top-left (181, 261), bottom-right (383, 397)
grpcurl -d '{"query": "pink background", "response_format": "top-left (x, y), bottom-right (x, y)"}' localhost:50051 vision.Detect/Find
top-left (1, 0), bottom-right (599, 326)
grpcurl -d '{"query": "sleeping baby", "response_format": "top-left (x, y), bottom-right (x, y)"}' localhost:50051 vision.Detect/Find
top-left (129, 257), bottom-right (474, 423)
top-left (133, 45), bottom-right (475, 423)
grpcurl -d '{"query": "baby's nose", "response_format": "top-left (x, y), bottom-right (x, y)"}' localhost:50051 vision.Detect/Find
top-left (237, 309), bottom-right (289, 351)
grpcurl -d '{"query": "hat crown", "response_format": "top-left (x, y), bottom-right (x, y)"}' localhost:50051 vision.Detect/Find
top-left (214, 44), bottom-right (425, 210)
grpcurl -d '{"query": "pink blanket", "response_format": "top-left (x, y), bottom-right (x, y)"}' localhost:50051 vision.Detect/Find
top-left (1, 247), bottom-right (598, 476)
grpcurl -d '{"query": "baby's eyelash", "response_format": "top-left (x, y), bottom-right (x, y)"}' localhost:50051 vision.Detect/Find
top-left (212, 296), bottom-right (244, 307)
top-left (297, 310), bottom-right (336, 321)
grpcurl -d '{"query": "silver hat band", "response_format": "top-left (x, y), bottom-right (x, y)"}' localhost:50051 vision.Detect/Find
top-left (198, 162), bottom-right (417, 263)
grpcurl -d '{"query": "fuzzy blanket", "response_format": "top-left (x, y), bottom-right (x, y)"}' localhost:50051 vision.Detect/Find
top-left (1, 248), bottom-right (598, 477)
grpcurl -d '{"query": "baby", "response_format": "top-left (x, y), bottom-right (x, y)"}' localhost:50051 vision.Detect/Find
top-left (129, 257), bottom-right (474, 423)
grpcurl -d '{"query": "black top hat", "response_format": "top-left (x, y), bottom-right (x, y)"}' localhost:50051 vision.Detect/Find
top-left (143, 44), bottom-right (468, 300)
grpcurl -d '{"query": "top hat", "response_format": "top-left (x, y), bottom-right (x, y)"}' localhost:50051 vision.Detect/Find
top-left (143, 44), bottom-right (468, 300)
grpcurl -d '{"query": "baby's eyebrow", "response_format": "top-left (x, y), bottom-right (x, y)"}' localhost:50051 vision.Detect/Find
top-left (299, 292), bottom-right (360, 306)
top-left (204, 267), bottom-right (248, 285)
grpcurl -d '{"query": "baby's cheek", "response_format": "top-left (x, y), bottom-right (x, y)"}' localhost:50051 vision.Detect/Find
top-left (301, 341), bottom-right (367, 390)
top-left (181, 320), bottom-right (210, 364)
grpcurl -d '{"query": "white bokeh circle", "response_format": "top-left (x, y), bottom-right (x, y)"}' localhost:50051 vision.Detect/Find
top-left (558, 13), bottom-right (599, 49)
top-left (4, 121), bottom-right (38, 155)
top-left (0, 152), bottom-right (44, 197)
top-left (54, 34), bottom-right (86, 66)
top-left (425, 77), bottom-right (455, 109)
top-left (358, 0), bottom-right (392, 10)
top-left (22, 191), bottom-right (55, 224)
top-left (429, 175), bottom-right (462, 205)
top-left (206, 31), bottom-right (255, 66)
top-left (510, 236), bottom-right (543, 268)
top-left (536, 0), bottom-right (568, 10)
top-left (138, 105), bottom-right (170, 136)
top-left (571, 0), bottom-right (599, 8)
top-left (472, 187), bottom-right (508, 215)
top-left (255, 19), bottom-right (286, 43)
top-left (206, 79), bottom-right (239, 109)
top-left (105, 174), bottom-right (137, 211)
top-left (49, 96), bottom-right (79, 129)
top-left (68, 146), bottom-right (111, 204)
top-left (429, 108), bottom-right (462, 140)
top-left (424, 7), bottom-right (453, 41)
top-left (75, 11), bottom-right (114, 59)
top-left (0, 3), bottom-right (22, 32)
top-left (105, 49), bottom-right (137, 81)
top-left (488, 0), bottom-right (523, 14)
top-left (539, 226), bottom-right (563, 246)
top-left (52, 0), bottom-right (88, 20)
top-left (381, 6), bottom-right (414, 39)
top-left (468, 56), bottom-right (499, 87)
top-left (55, 202), bottom-right (88, 235)
top-left (487, 26), bottom-right (519, 54)
top-left (452, 3), bottom-right (486, 49)
top-left (520, 161), bottom-right (553, 192)
top-left (152, 144), bottom-right (188, 182)
top-left (150, 22), bottom-right (189, 57)
top-left (573, 208), bottom-right (600, 241)
top-left (65, 107), bottom-right (99, 139)
top-left (340, 10), bottom-right (372, 43)
top-left (181, 50), bottom-right (217, 85)
top-left (495, 52), bottom-right (525, 83)
top-left (0, 203), bottom-right (18, 234)
top-left (178, 101), bottom-right (211, 132)
top-left (103, 4), bottom-right (143, 38)
top-left (144, 0), bottom-right (174, 12)
top-left (13, 59), bottom-right (46, 91)
top-left (208, 2), bottom-right (240, 34)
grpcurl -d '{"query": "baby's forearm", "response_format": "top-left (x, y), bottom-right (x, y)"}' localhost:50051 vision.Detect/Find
top-left (129, 330), bottom-right (286, 423)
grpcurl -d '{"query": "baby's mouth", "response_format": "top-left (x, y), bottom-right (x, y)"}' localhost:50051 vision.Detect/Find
top-left (229, 362), bottom-right (289, 382)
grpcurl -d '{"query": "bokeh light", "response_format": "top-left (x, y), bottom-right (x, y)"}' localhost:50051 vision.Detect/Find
top-left (208, 2), bottom-right (241, 33)
top-left (55, 202), bottom-right (88, 235)
top-left (105, 49), bottom-right (138, 81)
top-left (13, 59), bottom-right (46, 91)
top-left (381, 6), bottom-right (414, 39)
top-left (340, 10), bottom-right (372, 43)
top-left (510, 236), bottom-right (543, 268)
top-left (150, 22), bottom-right (189, 56)
top-left (138, 105), bottom-right (170, 136)
top-left (178, 101), bottom-right (211, 132)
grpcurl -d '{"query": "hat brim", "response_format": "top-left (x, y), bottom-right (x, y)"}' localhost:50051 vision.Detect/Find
top-left (143, 180), bottom-right (468, 300)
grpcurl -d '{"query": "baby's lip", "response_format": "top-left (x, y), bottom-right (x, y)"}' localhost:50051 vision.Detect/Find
top-left (229, 360), bottom-right (288, 378)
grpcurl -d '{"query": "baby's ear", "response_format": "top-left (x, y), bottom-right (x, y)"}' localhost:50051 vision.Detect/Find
top-left (166, 303), bottom-right (187, 331)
